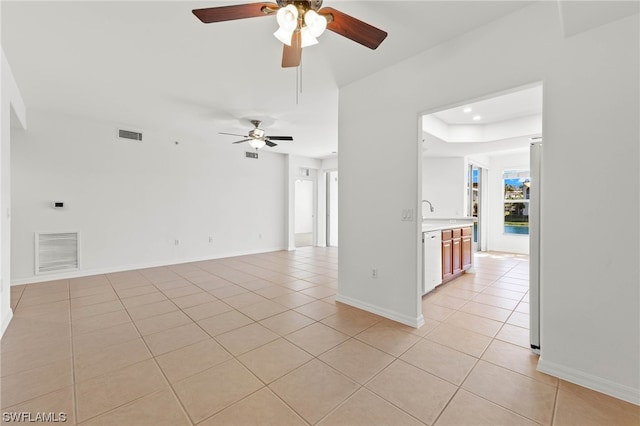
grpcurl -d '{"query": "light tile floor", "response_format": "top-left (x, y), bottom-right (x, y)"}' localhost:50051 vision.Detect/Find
top-left (2, 248), bottom-right (639, 425)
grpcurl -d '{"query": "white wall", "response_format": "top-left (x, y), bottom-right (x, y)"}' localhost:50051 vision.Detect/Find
top-left (486, 150), bottom-right (530, 254)
top-left (11, 110), bottom-right (287, 283)
top-left (422, 156), bottom-right (466, 219)
top-left (1, 49), bottom-right (26, 336)
top-left (339, 2), bottom-right (638, 403)
top-left (294, 180), bottom-right (313, 233)
top-left (286, 155), bottom-right (321, 250)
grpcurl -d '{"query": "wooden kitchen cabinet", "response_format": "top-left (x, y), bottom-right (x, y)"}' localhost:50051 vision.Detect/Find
top-left (442, 226), bottom-right (473, 283)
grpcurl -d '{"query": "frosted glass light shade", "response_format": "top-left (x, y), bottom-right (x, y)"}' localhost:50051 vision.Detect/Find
top-left (300, 27), bottom-right (318, 48)
top-left (304, 10), bottom-right (327, 37)
top-left (249, 139), bottom-right (266, 149)
top-left (276, 5), bottom-right (298, 31)
top-left (274, 27), bottom-right (295, 45)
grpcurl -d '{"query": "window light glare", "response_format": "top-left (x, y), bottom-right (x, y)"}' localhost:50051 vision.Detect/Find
top-left (463, 107), bottom-right (472, 113)
top-left (473, 115), bottom-right (482, 121)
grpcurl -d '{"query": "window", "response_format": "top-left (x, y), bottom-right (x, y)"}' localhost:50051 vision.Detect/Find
top-left (503, 170), bottom-right (530, 235)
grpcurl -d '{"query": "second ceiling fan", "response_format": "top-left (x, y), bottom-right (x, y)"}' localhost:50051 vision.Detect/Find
top-left (193, 1), bottom-right (388, 68)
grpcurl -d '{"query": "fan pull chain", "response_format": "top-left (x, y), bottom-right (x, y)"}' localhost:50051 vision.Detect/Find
top-left (295, 58), bottom-right (303, 105)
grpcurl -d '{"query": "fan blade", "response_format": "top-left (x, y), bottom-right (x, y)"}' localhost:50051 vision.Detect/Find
top-left (193, 2), bottom-right (278, 23)
top-left (232, 139), bottom-right (252, 144)
top-left (319, 7), bottom-right (388, 50)
top-left (219, 132), bottom-right (249, 137)
top-left (265, 141), bottom-right (278, 147)
top-left (282, 31), bottom-right (302, 68)
top-left (265, 136), bottom-right (293, 141)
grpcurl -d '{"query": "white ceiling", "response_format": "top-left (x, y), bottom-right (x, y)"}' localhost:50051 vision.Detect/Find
top-left (2, 1), bottom-right (534, 158)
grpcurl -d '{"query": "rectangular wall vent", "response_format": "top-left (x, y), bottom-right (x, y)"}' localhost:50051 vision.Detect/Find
top-left (35, 232), bottom-right (79, 275)
top-left (245, 152), bottom-right (259, 159)
top-left (118, 129), bottom-right (143, 141)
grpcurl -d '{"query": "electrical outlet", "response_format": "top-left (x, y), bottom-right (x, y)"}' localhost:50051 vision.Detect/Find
top-left (258, 233), bottom-right (262, 239)
top-left (372, 268), bottom-right (378, 279)
top-left (208, 236), bottom-right (213, 243)
top-left (174, 239), bottom-right (180, 246)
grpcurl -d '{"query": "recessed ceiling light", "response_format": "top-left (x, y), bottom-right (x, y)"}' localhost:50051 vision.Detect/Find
top-left (473, 115), bottom-right (482, 121)
top-left (463, 107), bottom-right (472, 113)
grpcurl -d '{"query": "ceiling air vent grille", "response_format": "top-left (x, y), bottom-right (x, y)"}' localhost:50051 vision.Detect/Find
top-left (35, 232), bottom-right (80, 275)
top-left (118, 129), bottom-right (143, 141)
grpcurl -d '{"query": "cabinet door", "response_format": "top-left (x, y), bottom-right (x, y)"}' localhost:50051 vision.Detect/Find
top-left (461, 235), bottom-right (472, 269)
top-left (442, 240), bottom-right (453, 280)
top-left (452, 237), bottom-right (462, 274)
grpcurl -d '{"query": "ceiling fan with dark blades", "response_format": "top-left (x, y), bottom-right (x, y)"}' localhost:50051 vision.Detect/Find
top-left (220, 120), bottom-right (293, 149)
top-left (192, 1), bottom-right (388, 68)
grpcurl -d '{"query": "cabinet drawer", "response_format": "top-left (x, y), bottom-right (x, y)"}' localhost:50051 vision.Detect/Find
top-left (442, 230), bottom-right (452, 240)
top-left (462, 227), bottom-right (472, 236)
top-left (452, 228), bottom-right (462, 238)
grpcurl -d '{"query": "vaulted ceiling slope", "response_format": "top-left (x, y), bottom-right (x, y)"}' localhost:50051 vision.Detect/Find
top-left (2, 1), bottom-right (534, 158)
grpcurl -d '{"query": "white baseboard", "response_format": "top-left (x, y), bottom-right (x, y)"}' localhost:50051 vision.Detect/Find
top-left (537, 357), bottom-right (640, 405)
top-left (1, 308), bottom-right (14, 338)
top-left (11, 246), bottom-right (286, 286)
top-left (335, 293), bottom-right (425, 328)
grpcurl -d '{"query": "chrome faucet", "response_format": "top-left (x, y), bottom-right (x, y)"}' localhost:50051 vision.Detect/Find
top-left (422, 200), bottom-right (435, 218)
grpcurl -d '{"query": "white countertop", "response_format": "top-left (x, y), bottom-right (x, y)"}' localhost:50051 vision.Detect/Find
top-left (422, 218), bottom-right (475, 232)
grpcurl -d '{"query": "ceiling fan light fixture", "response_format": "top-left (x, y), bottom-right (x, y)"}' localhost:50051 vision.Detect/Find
top-left (274, 26), bottom-right (295, 45)
top-left (276, 5), bottom-right (298, 30)
top-left (304, 10), bottom-right (327, 37)
top-left (248, 139), bottom-right (266, 150)
top-left (300, 27), bottom-right (318, 48)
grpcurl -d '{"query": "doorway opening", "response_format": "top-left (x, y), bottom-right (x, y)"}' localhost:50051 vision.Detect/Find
top-left (294, 179), bottom-right (314, 247)
top-left (326, 171), bottom-right (338, 247)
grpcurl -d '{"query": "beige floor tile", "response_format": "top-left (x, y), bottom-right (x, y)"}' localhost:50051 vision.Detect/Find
top-left (143, 322), bottom-right (209, 356)
top-left (496, 323), bottom-right (530, 348)
top-left (70, 290), bottom-right (118, 308)
top-left (294, 300), bottom-right (340, 320)
top-left (271, 292), bottom-right (317, 309)
top-left (280, 279), bottom-right (317, 291)
top-left (253, 285), bottom-right (294, 299)
top-left (444, 311), bottom-right (504, 337)
top-left (173, 359), bottom-right (263, 424)
top-left (153, 278), bottom-right (191, 291)
top-left (554, 381), bottom-right (640, 426)
top-left (318, 388), bottom-right (423, 426)
top-left (156, 338), bottom-right (232, 383)
top-left (209, 285), bottom-right (249, 299)
top-left (172, 292), bottom-right (217, 309)
top-left (238, 338), bottom-right (313, 383)
top-left (199, 387), bottom-right (306, 426)
top-left (473, 293), bottom-right (519, 310)
top-left (182, 300), bottom-right (233, 321)
top-left (437, 286), bottom-right (479, 301)
top-left (400, 339), bottom-right (477, 385)
top-left (215, 323), bottom-right (279, 356)
top-left (71, 299), bottom-right (125, 320)
top-left (426, 323), bottom-right (492, 357)
top-left (72, 321), bottom-right (141, 356)
top-left (481, 339), bottom-right (557, 386)
top-left (17, 289), bottom-right (70, 307)
top-left (161, 284), bottom-right (202, 299)
top-left (421, 302), bottom-right (456, 322)
top-left (75, 359), bottom-right (167, 423)
top-left (114, 284), bottom-right (158, 299)
top-left (366, 360), bottom-right (457, 425)
top-left (80, 388), bottom-right (189, 425)
top-left (238, 279), bottom-right (274, 291)
top-left (435, 389), bottom-right (538, 426)
top-left (1, 337), bottom-right (72, 377)
top-left (481, 286), bottom-right (526, 301)
top-left (74, 337), bottom-right (151, 382)
top-left (1, 386), bottom-right (75, 425)
top-left (300, 286), bottom-right (336, 299)
top-left (320, 309), bottom-right (382, 336)
top-left (198, 310), bottom-right (255, 336)
top-left (286, 323), bottom-right (350, 356)
top-left (507, 311), bottom-right (530, 328)
top-left (462, 360), bottom-right (556, 425)
top-left (126, 299), bottom-right (178, 321)
top-left (223, 292), bottom-right (269, 309)
top-left (259, 310), bottom-right (316, 336)
top-left (14, 300), bottom-right (70, 320)
top-left (460, 301), bottom-right (512, 322)
top-left (319, 339), bottom-right (394, 384)
top-left (426, 293), bottom-right (469, 310)
top-left (238, 300), bottom-right (290, 321)
top-left (355, 322), bottom-right (421, 357)
top-left (134, 310), bottom-right (193, 336)
top-left (70, 309), bottom-right (131, 335)
top-left (515, 301), bottom-right (530, 314)
top-left (1, 358), bottom-right (73, 409)
top-left (120, 291), bottom-right (167, 309)
top-left (270, 359), bottom-right (359, 425)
